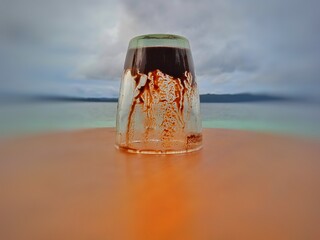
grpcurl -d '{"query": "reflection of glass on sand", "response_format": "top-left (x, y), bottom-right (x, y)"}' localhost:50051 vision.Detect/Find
top-left (121, 153), bottom-right (202, 240)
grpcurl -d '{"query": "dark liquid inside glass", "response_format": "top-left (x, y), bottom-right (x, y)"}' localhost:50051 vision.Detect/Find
top-left (124, 47), bottom-right (195, 79)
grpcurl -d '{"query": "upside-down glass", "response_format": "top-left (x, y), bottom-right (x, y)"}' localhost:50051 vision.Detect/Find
top-left (115, 34), bottom-right (202, 154)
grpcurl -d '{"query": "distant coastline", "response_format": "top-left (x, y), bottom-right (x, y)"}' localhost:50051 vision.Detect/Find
top-left (199, 93), bottom-right (293, 103)
top-left (0, 93), bottom-right (296, 103)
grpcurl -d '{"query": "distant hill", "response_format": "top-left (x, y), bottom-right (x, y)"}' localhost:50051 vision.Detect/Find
top-left (32, 96), bottom-right (118, 103)
top-left (199, 93), bottom-right (292, 103)
top-left (0, 95), bottom-right (118, 103)
top-left (0, 93), bottom-right (295, 103)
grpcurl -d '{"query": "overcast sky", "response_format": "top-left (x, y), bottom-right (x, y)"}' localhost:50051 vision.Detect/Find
top-left (0, 0), bottom-right (319, 98)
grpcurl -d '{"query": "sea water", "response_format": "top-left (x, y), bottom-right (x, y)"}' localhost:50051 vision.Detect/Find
top-left (0, 101), bottom-right (319, 138)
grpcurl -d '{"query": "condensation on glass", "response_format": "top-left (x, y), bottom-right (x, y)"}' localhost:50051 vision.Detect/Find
top-left (115, 34), bottom-right (202, 154)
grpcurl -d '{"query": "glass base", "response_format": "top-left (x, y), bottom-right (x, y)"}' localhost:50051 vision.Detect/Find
top-left (115, 140), bottom-right (202, 155)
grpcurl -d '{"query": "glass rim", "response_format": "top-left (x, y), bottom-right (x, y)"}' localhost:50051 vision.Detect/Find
top-left (128, 34), bottom-right (190, 49)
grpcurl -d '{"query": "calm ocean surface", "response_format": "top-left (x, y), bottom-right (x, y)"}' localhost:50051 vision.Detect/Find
top-left (1, 102), bottom-right (320, 138)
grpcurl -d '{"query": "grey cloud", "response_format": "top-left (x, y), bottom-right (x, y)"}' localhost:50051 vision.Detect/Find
top-left (196, 40), bottom-right (259, 76)
top-left (79, 0), bottom-right (251, 80)
top-left (0, 0), bottom-right (120, 94)
top-left (0, 0), bottom-right (319, 97)
top-left (96, 0), bottom-right (319, 96)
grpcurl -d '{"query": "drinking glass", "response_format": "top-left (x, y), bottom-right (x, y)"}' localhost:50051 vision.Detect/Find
top-left (115, 34), bottom-right (202, 154)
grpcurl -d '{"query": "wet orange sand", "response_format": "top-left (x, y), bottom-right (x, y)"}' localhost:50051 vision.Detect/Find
top-left (1, 128), bottom-right (320, 240)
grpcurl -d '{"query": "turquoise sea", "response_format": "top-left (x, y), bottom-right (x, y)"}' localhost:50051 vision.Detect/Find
top-left (0, 102), bottom-right (319, 138)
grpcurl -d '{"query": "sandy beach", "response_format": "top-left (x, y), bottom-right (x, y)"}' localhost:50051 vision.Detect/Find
top-left (1, 128), bottom-right (320, 239)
